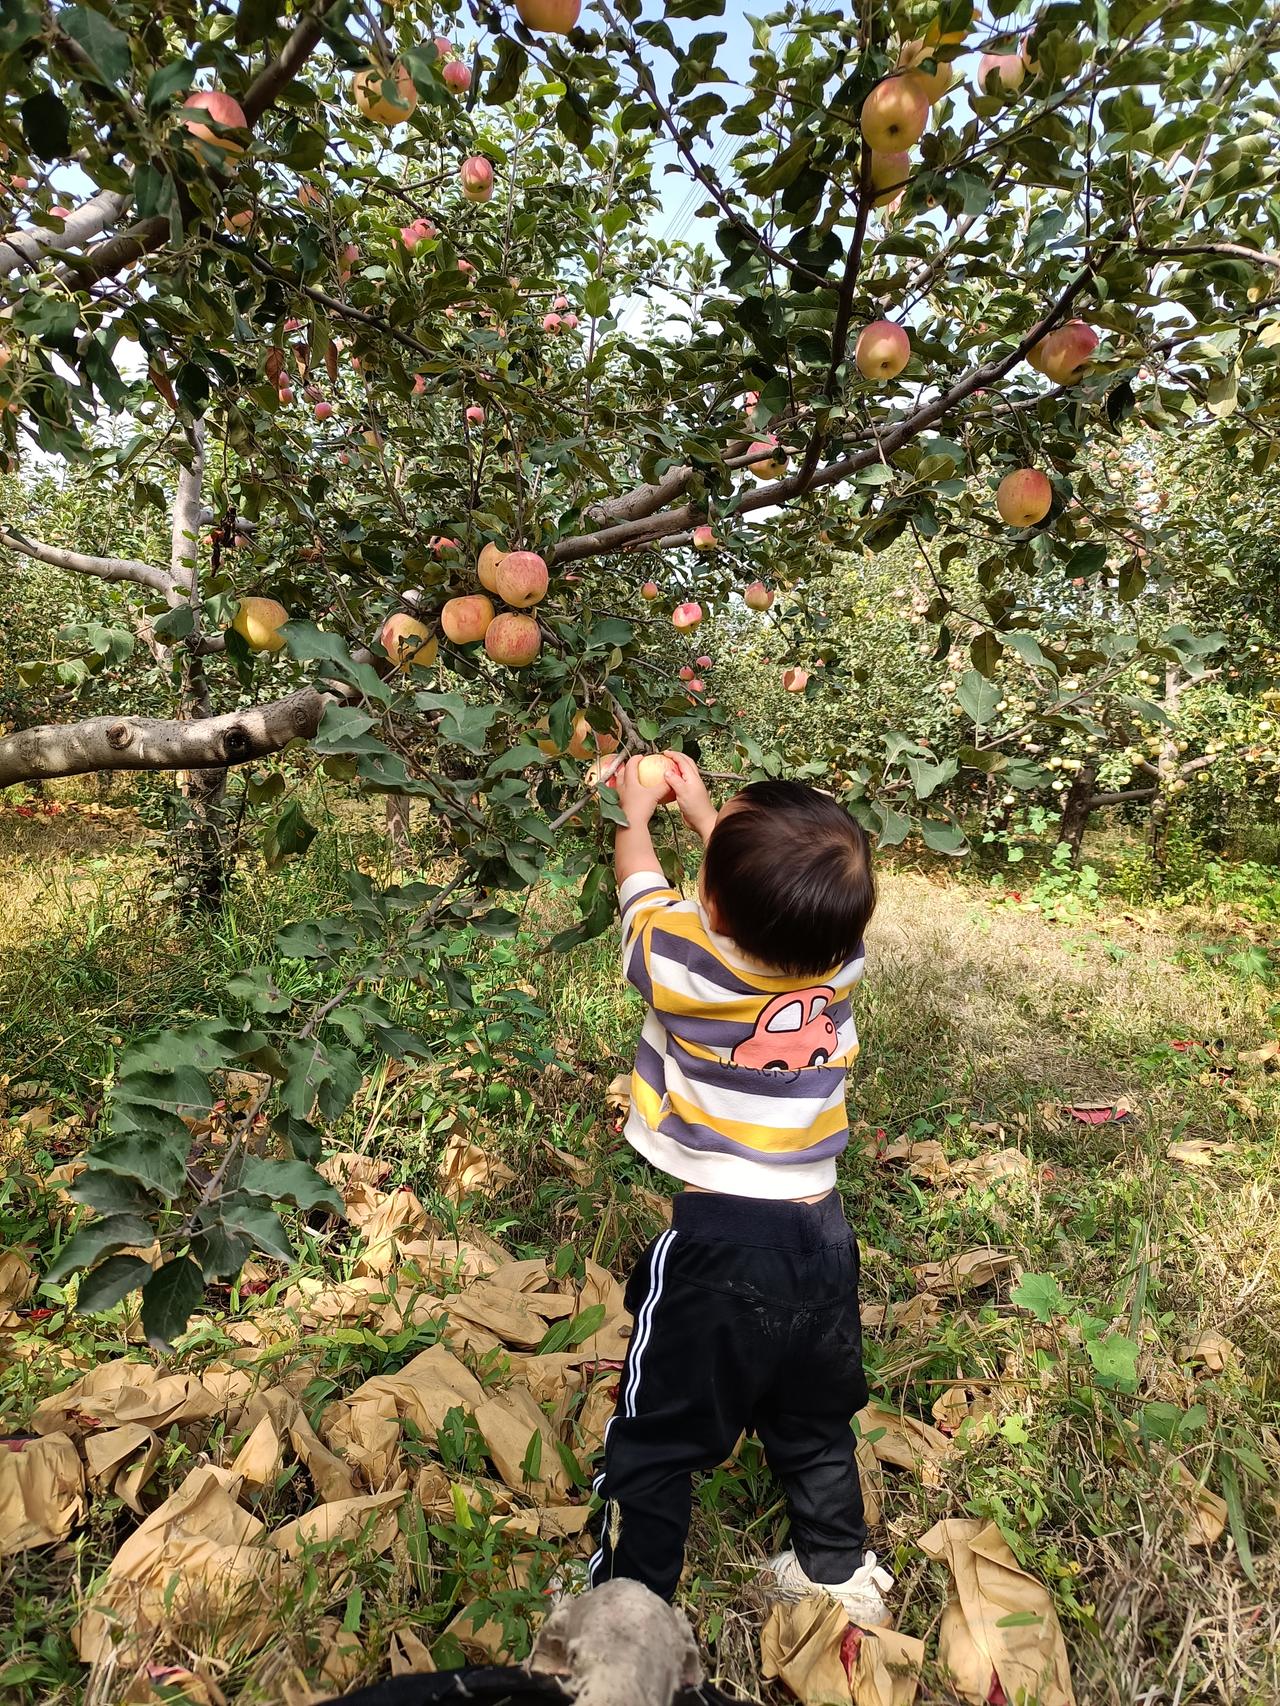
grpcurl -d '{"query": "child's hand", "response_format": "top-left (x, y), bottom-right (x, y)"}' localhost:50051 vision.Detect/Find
top-left (615, 754), bottom-right (669, 826)
top-left (663, 751), bottom-right (718, 842)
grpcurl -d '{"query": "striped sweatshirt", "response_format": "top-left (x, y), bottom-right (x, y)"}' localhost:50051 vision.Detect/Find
top-left (619, 869), bottom-right (865, 1199)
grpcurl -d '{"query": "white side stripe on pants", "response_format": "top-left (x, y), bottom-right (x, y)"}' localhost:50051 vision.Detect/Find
top-left (589, 1228), bottom-right (677, 1584)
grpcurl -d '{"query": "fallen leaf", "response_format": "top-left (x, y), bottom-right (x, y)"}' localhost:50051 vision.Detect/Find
top-left (1166, 1139), bottom-right (1235, 1167)
top-left (761, 1595), bottom-right (852, 1705)
top-left (877, 1138), bottom-right (952, 1184)
top-left (1177, 1329), bottom-right (1235, 1374)
top-left (914, 1249), bottom-right (1017, 1295)
top-left (0, 1432), bottom-right (86, 1553)
top-left (1062, 1100), bottom-right (1131, 1125)
top-left (919, 1518), bottom-right (1075, 1706)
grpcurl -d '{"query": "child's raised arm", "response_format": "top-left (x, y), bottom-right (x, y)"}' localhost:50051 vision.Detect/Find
top-left (662, 751), bottom-right (718, 844)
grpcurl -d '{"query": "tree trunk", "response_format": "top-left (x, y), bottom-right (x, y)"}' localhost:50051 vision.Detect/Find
top-left (1148, 664), bottom-right (1183, 870)
top-left (174, 650), bottom-right (230, 912)
top-left (385, 791), bottom-right (413, 862)
top-left (1058, 759), bottom-right (1100, 864)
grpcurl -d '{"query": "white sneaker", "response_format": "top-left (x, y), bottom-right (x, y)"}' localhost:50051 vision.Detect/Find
top-left (765, 1548), bottom-right (895, 1627)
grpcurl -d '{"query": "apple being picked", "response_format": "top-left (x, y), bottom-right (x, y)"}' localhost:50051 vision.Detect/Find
top-left (636, 753), bottom-right (676, 805)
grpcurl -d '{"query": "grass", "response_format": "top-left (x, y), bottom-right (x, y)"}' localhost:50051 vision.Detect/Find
top-left (1, 801), bottom-right (1279, 1704)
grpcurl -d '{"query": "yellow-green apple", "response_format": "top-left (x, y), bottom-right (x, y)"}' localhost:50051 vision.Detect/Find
top-left (692, 524), bottom-right (717, 551)
top-left (568, 713), bottom-right (620, 760)
top-left (477, 542), bottom-right (507, 592)
top-left (1038, 320), bottom-right (1098, 384)
top-left (636, 753), bottom-right (676, 804)
top-left (484, 612), bottom-right (541, 667)
top-left (461, 156), bottom-right (494, 202)
top-left (976, 53), bottom-right (1025, 93)
top-left (352, 63), bottom-right (417, 124)
top-left (495, 549), bottom-right (548, 608)
top-left (641, 579), bottom-right (659, 600)
top-left (898, 39), bottom-right (952, 104)
top-left (996, 468), bottom-right (1053, 527)
top-left (178, 91), bottom-right (248, 164)
top-left (783, 666), bottom-right (810, 692)
top-left (232, 596), bottom-right (288, 653)
top-left (441, 594), bottom-right (495, 644)
top-left (516, 0), bottom-right (581, 32)
top-left (855, 320), bottom-right (911, 380)
top-left (859, 76), bottom-right (930, 151)
top-left (744, 581), bottom-right (773, 611)
top-left (672, 601), bottom-right (703, 630)
top-left (748, 438), bottom-right (787, 479)
top-left (381, 613), bottom-right (438, 668)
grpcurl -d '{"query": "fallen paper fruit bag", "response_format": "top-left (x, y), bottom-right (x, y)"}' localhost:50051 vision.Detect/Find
top-left (918, 1518), bottom-right (1075, 1706)
top-left (32, 1359), bottom-right (223, 1438)
top-left (844, 1624), bottom-right (925, 1706)
top-left (0, 1431), bottom-right (86, 1554)
top-left (760, 1596), bottom-right (853, 1706)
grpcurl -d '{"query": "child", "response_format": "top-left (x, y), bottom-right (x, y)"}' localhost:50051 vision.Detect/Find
top-left (589, 752), bottom-right (892, 1626)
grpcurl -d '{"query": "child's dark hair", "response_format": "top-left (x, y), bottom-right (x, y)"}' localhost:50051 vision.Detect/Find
top-left (702, 780), bottom-right (875, 976)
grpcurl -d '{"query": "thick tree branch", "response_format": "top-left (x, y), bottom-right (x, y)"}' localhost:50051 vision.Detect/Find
top-left (551, 265), bottom-right (1098, 565)
top-left (0, 523), bottom-right (173, 595)
top-left (0, 689), bottom-right (327, 786)
top-left (0, 190), bottom-right (131, 277)
top-left (171, 420), bottom-right (205, 593)
top-left (1139, 241), bottom-right (1280, 277)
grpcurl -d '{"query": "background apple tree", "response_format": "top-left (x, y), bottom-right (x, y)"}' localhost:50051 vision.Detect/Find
top-left (2, 0), bottom-right (1279, 1339)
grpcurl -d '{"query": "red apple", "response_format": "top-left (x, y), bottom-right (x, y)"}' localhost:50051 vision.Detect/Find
top-left (679, 665), bottom-right (695, 682)
top-left (672, 601), bottom-right (703, 630)
top-left (976, 53), bottom-right (1025, 94)
top-left (635, 754), bottom-right (676, 804)
top-left (495, 549), bottom-right (549, 607)
top-left (561, 312), bottom-right (579, 330)
top-left (413, 373), bottom-right (428, 395)
top-left (314, 400), bottom-right (333, 421)
top-left (783, 667), bottom-right (810, 692)
top-left (461, 156), bottom-right (494, 202)
top-left (542, 312), bottom-right (562, 333)
top-left (443, 58), bottom-right (472, 93)
top-left (465, 404), bottom-right (486, 425)
top-left (1038, 320), bottom-right (1099, 385)
top-left (484, 611), bottom-right (541, 666)
top-left (441, 594), bottom-right (496, 644)
top-left (381, 613), bottom-right (438, 669)
top-left (696, 654), bottom-right (712, 669)
top-left (744, 581), bottom-right (773, 612)
top-left (855, 320), bottom-right (911, 380)
top-left (996, 468), bottom-right (1053, 527)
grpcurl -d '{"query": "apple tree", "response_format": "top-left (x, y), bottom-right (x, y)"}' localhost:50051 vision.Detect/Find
top-left (3, 0), bottom-right (1280, 1333)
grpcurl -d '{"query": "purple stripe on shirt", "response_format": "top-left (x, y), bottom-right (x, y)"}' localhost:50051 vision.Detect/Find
top-left (650, 925), bottom-right (865, 999)
top-left (666, 1033), bottom-right (848, 1099)
top-left (633, 1035), bottom-right (667, 1098)
top-left (620, 880), bottom-right (677, 921)
top-left (655, 1104), bottom-right (851, 1165)
top-left (623, 934), bottom-right (654, 1005)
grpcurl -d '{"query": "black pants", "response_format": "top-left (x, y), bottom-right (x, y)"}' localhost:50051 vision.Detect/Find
top-left (589, 1189), bottom-right (869, 1600)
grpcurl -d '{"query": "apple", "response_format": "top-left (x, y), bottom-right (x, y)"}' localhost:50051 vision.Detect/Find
top-left (783, 667), bottom-right (810, 692)
top-left (855, 320), bottom-right (911, 380)
top-left (641, 579), bottom-right (659, 600)
top-left (868, 149), bottom-right (911, 206)
top-left (996, 468), bottom-right (1053, 527)
top-left (553, 295), bottom-right (570, 311)
top-left (277, 385), bottom-right (294, 404)
top-left (859, 76), bottom-right (930, 151)
top-left (461, 156), bottom-right (494, 202)
top-left (178, 91), bottom-right (248, 165)
top-left (484, 611), bottom-right (541, 667)
top-left (381, 612), bottom-right (438, 669)
top-left (692, 524), bottom-right (717, 551)
top-left (568, 713), bottom-right (620, 761)
top-left (679, 665), bottom-right (695, 682)
top-left (465, 404), bottom-right (486, 426)
top-left (636, 753), bottom-right (676, 803)
top-left (441, 594), bottom-right (496, 644)
top-left (297, 183), bottom-right (323, 210)
top-left (515, 0), bottom-right (581, 33)
top-left (313, 400), bottom-right (333, 421)
top-left (672, 601), bottom-right (703, 630)
top-left (232, 596), bottom-right (288, 653)
top-left (584, 754), bottom-right (623, 790)
top-left (352, 63), bottom-right (417, 125)
top-left (443, 58), bottom-right (472, 93)
top-left (744, 581), bottom-right (773, 612)
top-left (431, 535), bottom-right (460, 555)
top-left (748, 438), bottom-right (787, 479)
top-left (926, 5), bottom-right (972, 44)
top-left (688, 677), bottom-right (705, 694)
top-left (542, 312), bottom-right (562, 333)
top-left (495, 549), bottom-right (549, 607)
top-left (224, 207), bottom-right (254, 232)
top-left (401, 219), bottom-right (435, 252)
top-left (1038, 320), bottom-right (1098, 385)
top-left (457, 257), bottom-right (476, 275)
top-left (477, 542), bottom-right (507, 592)
top-left (696, 655), bottom-right (712, 669)
top-left (898, 39), bottom-right (952, 105)
top-left (413, 373), bottom-right (428, 395)
top-left (561, 312), bottom-right (579, 330)
top-left (976, 53), bottom-right (1025, 94)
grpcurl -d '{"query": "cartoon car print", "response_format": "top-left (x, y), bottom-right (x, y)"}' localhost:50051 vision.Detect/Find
top-left (730, 986), bottom-right (838, 1071)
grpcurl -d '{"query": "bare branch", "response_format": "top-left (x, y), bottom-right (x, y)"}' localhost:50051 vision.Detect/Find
top-left (0, 523), bottom-right (173, 596)
top-left (171, 420), bottom-right (205, 593)
top-left (1138, 241), bottom-right (1280, 277)
top-left (0, 689), bottom-right (327, 786)
top-left (0, 190), bottom-right (131, 277)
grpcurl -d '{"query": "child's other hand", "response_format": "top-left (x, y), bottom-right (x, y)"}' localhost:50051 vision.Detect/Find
top-left (615, 754), bottom-right (668, 826)
top-left (663, 751), bottom-right (718, 842)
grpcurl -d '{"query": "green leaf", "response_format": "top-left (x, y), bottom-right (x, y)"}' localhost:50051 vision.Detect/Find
top-left (22, 91), bottom-right (71, 160)
top-left (62, 5), bottom-right (132, 86)
top-left (970, 631), bottom-right (1003, 678)
top-left (218, 1199), bottom-right (295, 1264)
top-left (1010, 1272), bottom-right (1068, 1323)
top-left (141, 1257), bottom-right (205, 1351)
top-left (1086, 1332), bottom-right (1140, 1386)
top-left (918, 816), bottom-right (968, 856)
top-left (46, 1213), bottom-right (155, 1286)
top-left (957, 670), bottom-right (1001, 724)
top-left (264, 800), bottom-right (318, 867)
top-left (76, 1254), bottom-right (154, 1314)
top-left (238, 1157), bottom-right (344, 1215)
top-left (69, 1170), bottom-right (156, 1216)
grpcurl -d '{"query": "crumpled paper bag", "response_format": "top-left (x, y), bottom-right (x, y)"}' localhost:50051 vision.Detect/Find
top-left (240, 1387), bottom-right (357, 1503)
top-left (846, 1625), bottom-right (924, 1706)
top-left (270, 1485), bottom-right (405, 1561)
top-left (914, 1249), bottom-right (1017, 1295)
top-left (576, 1260), bottom-right (632, 1359)
top-left (856, 1402), bottom-right (951, 1482)
top-left (350, 1187), bottom-right (434, 1273)
top-left (760, 1595), bottom-right (851, 1705)
top-left (32, 1360), bottom-right (222, 1439)
top-left (919, 1518), bottom-right (1075, 1706)
top-left (323, 1345), bottom-right (485, 1486)
top-left (230, 1414), bottom-right (283, 1496)
top-left (390, 1624), bottom-right (438, 1675)
top-left (397, 1235), bottom-right (503, 1289)
top-left (318, 1151), bottom-right (391, 1195)
top-left (74, 1466), bottom-right (284, 1664)
top-left (1178, 1328), bottom-right (1234, 1373)
top-left (950, 1149), bottom-right (1032, 1188)
top-left (0, 1432), bottom-right (86, 1553)
top-left (438, 1129), bottom-right (516, 1204)
top-left (0, 1249), bottom-right (36, 1327)
top-left (476, 1385), bottom-right (572, 1502)
top-left (84, 1423), bottom-right (161, 1514)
